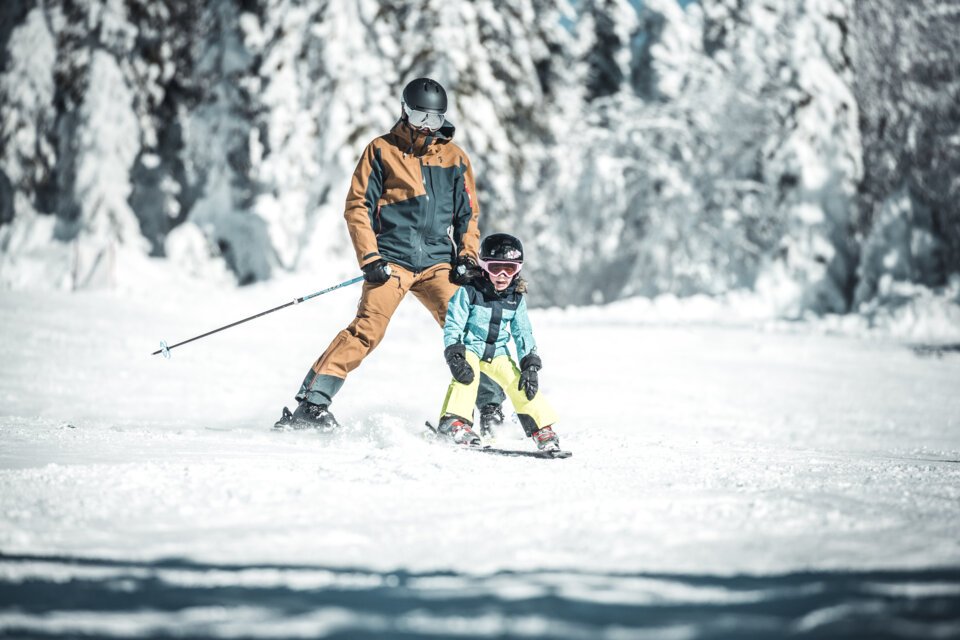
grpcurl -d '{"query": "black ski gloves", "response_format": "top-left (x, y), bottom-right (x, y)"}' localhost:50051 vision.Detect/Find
top-left (518, 353), bottom-right (542, 400)
top-left (444, 344), bottom-right (475, 385)
top-left (362, 259), bottom-right (392, 285)
top-left (450, 255), bottom-right (480, 285)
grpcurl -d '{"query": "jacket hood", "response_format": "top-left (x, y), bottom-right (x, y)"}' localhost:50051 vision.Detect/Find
top-left (390, 118), bottom-right (456, 156)
top-left (436, 119), bottom-right (456, 140)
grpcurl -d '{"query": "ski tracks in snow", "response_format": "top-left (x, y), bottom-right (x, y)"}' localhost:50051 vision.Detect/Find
top-left (2, 288), bottom-right (960, 637)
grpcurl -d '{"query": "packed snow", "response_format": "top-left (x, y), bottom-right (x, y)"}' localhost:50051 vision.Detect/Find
top-left (2, 264), bottom-right (959, 637)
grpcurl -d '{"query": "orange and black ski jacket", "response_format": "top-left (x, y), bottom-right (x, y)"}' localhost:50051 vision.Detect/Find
top-left (344, 119), bottom-right (481, 272)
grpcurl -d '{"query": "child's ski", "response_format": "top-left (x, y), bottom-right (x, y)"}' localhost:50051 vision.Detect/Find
top-left (424, 421), bottom-right (572, 459)
top-left (467, 446), bottom-right (572, 459)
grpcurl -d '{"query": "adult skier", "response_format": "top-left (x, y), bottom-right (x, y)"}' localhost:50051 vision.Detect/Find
top-left (275, 78), bottom-right (506, 430)
top-left (436, 233), bottom-right (561, 451)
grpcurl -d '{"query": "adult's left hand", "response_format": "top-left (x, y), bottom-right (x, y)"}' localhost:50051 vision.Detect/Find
top-left (450, 255), bottom-right (479, 285)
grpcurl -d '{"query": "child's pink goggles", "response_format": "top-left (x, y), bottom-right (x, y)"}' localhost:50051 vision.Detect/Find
top-left (480, 259), bottom-right (522, 277)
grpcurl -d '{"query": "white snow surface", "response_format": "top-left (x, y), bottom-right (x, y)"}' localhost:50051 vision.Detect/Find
top-left (1, 269), bottom-right (959, 635)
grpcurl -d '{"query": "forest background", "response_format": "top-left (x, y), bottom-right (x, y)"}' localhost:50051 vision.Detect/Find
top-left (1, 0), bottom-right (958, 331)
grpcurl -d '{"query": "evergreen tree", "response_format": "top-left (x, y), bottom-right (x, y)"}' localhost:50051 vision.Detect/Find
top-left (181, 0), bottom-right (267, 284)
top-left (0, 0), bottom-right (956, 321)
top-left (852, 0), bottom-right (960, 306)
top-left (579, 0), bottom-right (638, 102)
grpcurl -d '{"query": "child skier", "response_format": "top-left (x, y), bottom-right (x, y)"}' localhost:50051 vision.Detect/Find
top-left (436, 233), bottom-right (562, 451)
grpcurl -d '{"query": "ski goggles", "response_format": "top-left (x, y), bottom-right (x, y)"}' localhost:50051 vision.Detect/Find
top-left (403, 102), bottom-right (445, 131)
top-left (480, 259), bottom-right (522, 277)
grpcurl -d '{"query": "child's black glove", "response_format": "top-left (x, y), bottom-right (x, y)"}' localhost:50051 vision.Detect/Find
top-left (450, 255), bottom-right (480, 285)
top-left (444, 344), bottom-right (475, 384)
top-left (362, 259), bottom-right (392, 284)
top-left (518, 353), bottom-right (541, 400)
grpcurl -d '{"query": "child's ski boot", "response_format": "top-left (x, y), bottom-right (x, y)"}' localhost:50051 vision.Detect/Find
top-left (531, 425), bottom-right (560, 452)
top-left (437, 415), bottom-right (481, 446)
top-left (274, 400), bottom-right (339, 431)
top-left (479, 403), bottom-right (504, 439)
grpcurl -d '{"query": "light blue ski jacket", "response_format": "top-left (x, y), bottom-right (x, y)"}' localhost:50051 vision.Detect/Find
top-left (443, 279), bottom-right (536, 363)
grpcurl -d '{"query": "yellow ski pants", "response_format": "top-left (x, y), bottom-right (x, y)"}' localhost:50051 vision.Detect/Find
top-left (441, 351), bottom-right (558, 433)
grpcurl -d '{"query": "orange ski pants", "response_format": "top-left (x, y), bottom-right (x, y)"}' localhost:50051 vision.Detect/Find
top-left (296, 262), bottom-right (504, 409)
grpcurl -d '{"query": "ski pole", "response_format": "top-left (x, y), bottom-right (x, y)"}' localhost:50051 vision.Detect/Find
top-left (152, 274), bottom-right (366, 358)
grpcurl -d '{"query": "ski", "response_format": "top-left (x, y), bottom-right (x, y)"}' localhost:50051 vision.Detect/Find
top-left (467, 446), bottom-right (572, 459)
top-left (424, 421), bottom-right (572, 459)
top-left (272, 406), bottom-right (339, 432)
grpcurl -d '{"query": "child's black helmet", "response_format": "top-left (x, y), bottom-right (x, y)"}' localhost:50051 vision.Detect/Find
top-left (480, 234), bottom-right (523, 262)
top-left (402, 78), bottom-right (447, 114)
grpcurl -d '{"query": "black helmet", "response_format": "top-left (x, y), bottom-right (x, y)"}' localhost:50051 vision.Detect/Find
top-left (480, 234), bottom-right (524, 262)
top-left (402, 77), bottom-right (447, 114)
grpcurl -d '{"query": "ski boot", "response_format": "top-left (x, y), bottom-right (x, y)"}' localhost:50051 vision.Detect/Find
top-left (531, 425), bottom-right (560, 452)
top-left (479, 403), bottom-right (504, 439)
top-left (436, 414), bottom-right (481, 446)
top-left (274, 400), bottom-right (339, 431)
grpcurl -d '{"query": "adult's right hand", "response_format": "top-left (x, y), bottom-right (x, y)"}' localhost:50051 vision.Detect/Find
top-left (362, 259), bottom-right (392, 285)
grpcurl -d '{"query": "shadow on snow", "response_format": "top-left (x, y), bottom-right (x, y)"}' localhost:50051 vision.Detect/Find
top-left (0, 553), bottom-right (958, 639)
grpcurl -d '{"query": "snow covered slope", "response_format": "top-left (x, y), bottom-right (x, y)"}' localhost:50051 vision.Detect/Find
top-left (1, 277), bottom-right (959, 637)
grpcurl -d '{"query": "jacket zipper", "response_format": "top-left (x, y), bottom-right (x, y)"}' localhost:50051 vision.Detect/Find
top-left (416, 157), bottom-right (436, 271)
